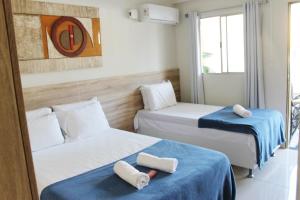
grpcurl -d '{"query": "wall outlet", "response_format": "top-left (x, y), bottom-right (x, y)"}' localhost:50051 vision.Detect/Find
top-left (128, 9), bottom-right (139, 20)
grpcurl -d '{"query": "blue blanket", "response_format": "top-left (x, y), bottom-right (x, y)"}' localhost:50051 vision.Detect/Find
top-left (198, 106), bottom-right (286, 168)
top-left (41, 140), bottom-right (236, 200)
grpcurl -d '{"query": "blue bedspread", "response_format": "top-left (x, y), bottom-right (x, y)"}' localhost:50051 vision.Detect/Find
top-left (41, 140), bottom-right (236, 200)
top-left (198, 106), bottom-right (286, 168)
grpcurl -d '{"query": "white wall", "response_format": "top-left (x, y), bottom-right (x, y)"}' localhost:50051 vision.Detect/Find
top-left (22, 0), bottom-right (177, 88)
top-left (262, 0), bottom-right (290, 120)
top-left (175, 0), bottom-right (291, 119)
top-left (203, 73), bottom-right (245, 106)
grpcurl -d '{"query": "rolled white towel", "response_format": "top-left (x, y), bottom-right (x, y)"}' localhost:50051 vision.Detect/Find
top-left (233, 104), bottom-right (252, 118)
top-left (113, 161), bottom-right (150, 190)
top-left (137, 152), bottom-right (178, 173)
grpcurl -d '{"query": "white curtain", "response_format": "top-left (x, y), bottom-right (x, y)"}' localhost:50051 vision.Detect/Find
top-left (189, 11), bottom-right (205, 104)
top-left (244, 0), bottom-right (265, 108)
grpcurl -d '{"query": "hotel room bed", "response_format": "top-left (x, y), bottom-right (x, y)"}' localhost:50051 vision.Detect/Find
top-left (33, 128), bottom-right (236, 200)
top-left (134, 103), bottom-right (285, 175)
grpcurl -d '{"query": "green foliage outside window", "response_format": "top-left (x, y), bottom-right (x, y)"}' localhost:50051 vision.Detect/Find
top-left (201, 52), bottom-right (212, 74)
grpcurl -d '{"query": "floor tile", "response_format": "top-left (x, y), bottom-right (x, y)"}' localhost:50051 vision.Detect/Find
top-left (233, 148), bottom-right (298, 200)
top-left (236, 178), bottom-right (291, 200)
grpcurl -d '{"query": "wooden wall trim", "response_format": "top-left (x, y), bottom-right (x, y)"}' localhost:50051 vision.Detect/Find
top-left (23, 69), bottom-right (180, 131)
top-left (11, 0), bottom-right (99, 18)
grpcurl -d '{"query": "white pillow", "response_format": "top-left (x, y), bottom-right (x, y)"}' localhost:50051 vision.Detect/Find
top-left (26, 107), bottom-right (52, 121)
top-left (140, 81), bottom-right (177, 111)
top-left (56, 101), bottom-right (110, 142)
top-left (27, 113), bottom-right (64, 152)
top-left (140, 87), bottom-right (150, 110)
top-left (52, 97), bottom-right (98, 112)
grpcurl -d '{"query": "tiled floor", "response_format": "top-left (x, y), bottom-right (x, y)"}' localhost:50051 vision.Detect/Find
top-left (234, 149), bottom-right (298, 200)
top-left (290, 130), bottom-right (299, 150)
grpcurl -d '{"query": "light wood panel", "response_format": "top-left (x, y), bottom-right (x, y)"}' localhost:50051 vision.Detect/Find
top-left (0, 0), bottom-right (37, 199)
top-left (23, 69), bottom-right (180, 131)
top-left (11, 0), bottom-right (99, 18)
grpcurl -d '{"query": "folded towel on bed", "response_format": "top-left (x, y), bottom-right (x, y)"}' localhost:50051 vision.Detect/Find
top-left (137, 152), bottom-right (178, 173)
top-left (113, 161), bottom-right (150, 190)
top-left (233, 104), bottom-right (252, 118)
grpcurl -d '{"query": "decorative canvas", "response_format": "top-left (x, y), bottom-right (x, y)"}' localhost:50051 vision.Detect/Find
top-left (12, 1), bottom-right (102, 74)
top-left (41, 16), bottom-right (101, 58)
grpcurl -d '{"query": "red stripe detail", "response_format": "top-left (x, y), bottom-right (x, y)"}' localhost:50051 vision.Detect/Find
top-left (68, 24), bottom-right (74, 50)
top-left (148, 170), bottom-right (158, 179)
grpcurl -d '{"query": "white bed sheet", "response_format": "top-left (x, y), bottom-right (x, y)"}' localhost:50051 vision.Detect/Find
top-left (32, 128), bottom-right (160, 195)
top-left (134, 103), bottom-right (223, 129)
top-left (134, 103), bottom-right (258, 169)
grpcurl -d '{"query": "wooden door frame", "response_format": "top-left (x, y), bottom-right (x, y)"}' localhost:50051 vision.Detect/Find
top-left (2, 0), bottom-right (38, 199)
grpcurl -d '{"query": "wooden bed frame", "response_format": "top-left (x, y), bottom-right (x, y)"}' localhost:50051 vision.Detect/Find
top-left (22, 69), bottom-right (180, 131)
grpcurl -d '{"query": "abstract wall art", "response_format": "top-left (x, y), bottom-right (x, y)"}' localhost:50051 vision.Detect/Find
top-left (12, 0), bottom-right (102, 73)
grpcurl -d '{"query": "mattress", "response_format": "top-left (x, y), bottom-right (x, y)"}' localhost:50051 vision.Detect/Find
top-left (32, 128), bottom-right (160, 195)
top-left (135, 102), bottom-right (223, 128)
top-left (134, 103), bottom-right (258, 169)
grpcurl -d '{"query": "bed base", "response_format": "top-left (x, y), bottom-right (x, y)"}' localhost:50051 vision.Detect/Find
top-left (247, 169), bottom-right (254, 178)
top-left (271, 152), bottom-right (275, 157)
top-left (247, 151), bottom-right (276, 178)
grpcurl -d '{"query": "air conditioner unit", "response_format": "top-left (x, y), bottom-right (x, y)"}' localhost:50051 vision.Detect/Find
top-left (139, 4), bottom-right (179, 25)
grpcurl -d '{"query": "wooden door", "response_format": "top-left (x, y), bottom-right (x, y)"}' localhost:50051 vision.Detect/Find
top-left (0, 0), bottom-right (37, 199)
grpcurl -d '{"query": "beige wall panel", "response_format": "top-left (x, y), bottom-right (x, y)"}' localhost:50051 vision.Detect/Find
top-left (13, 14), bottom-right (44, 60)
top-left (12, 0), bottom-right (99, 18)
top-left (19, 56), bottom-right (102, 73)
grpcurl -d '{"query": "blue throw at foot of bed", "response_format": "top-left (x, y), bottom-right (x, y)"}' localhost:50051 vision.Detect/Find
top-left (198, 106), bottom-right (286, 168)
top-left (41, 140), bottom-right (236, 200)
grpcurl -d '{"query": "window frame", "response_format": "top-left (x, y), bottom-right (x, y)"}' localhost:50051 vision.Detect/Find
top-left (199, 7), bottom-right (245, 74)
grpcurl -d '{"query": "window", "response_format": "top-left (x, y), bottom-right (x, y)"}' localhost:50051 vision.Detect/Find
top-left (200, 14), bottom-right (245, 74)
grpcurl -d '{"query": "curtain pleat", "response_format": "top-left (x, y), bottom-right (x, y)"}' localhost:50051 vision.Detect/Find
top-left (244, 0), bottom-right (265, 108)
top-left (189, 11), bottom-right (205, 104)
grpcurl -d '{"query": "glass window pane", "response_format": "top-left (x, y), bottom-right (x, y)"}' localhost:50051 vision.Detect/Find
top-left (200, 17), bottom-right (221, 73)
top-left (221, 16), bottom-right (228, 72)
top-left (226, 14), bottom-right (245, 72)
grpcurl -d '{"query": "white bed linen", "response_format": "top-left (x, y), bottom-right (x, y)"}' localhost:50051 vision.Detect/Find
top-left (134, 103), bottom-right (258, 169)
top-left (32, 128), bottom-right (160, 195)
top-left (135, 103), bottom-right (223, 129)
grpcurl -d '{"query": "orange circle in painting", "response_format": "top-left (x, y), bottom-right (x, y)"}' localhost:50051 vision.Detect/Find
top-left (51, 17), bottom-right (87, 57)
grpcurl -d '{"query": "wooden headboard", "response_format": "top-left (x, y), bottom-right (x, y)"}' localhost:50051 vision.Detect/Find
top-left (22, 69), bottom-right (180, 131)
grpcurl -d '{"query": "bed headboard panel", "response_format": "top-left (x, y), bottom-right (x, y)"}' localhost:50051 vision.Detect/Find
top-left (22, 69), bottom-right (180, 131)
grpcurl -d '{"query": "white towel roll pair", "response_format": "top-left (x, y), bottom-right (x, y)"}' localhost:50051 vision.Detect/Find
top-left (113, 153), bottom-right (178, 190)
top-left (233, 104), bottom-right (252, 118)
